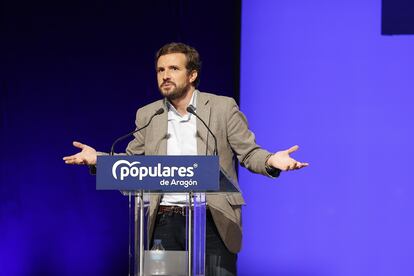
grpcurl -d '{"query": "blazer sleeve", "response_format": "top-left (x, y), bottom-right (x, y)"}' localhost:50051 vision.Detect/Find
top-left (226, 98), bottom-right (280, 178)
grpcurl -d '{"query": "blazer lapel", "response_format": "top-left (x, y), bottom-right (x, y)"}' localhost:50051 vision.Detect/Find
top-left (196, 93), bottom-right (212, 155)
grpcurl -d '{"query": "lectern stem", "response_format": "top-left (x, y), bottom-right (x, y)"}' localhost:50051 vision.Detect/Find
top-left (139, 191), bottom-right (144, 276)
top-left (188, 191), bottom-right (193, 276)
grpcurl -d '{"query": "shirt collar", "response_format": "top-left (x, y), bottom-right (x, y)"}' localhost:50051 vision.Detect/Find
top-left (166, 89), bottom-right (198, 118)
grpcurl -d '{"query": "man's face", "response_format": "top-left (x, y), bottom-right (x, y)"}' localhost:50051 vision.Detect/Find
top-left (156, 53), bottom-right (197, 100)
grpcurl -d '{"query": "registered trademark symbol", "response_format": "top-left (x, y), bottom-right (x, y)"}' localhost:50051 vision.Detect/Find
top-left (193, 163), bottom-right (198, 168)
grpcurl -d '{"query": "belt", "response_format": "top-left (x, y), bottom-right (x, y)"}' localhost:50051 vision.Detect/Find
top-left (157, 205), bottom-right (187, 216)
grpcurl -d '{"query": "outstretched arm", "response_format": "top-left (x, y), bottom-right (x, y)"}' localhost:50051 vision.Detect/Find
top-left (63, 141), bottom-right (97, 165)
top-left (226, 98), bottom-right (308, 176)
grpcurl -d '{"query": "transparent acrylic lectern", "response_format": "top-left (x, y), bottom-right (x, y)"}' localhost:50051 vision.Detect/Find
top-left (96, 155), bottom-right (240, 276)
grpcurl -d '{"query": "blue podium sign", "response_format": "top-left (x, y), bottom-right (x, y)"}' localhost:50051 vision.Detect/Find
top-left (96, 155), bottom-right (219, 192)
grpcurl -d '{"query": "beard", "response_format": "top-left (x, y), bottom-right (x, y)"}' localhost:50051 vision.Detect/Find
top-left (159, 81), bottom-right (191, 101)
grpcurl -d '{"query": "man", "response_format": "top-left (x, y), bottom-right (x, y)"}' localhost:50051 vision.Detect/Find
top-left (63, 42), bottom-right (308, 275)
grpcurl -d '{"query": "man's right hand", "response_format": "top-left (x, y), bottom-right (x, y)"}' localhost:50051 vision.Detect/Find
top-left (63, 141), bottom-right (97, 165)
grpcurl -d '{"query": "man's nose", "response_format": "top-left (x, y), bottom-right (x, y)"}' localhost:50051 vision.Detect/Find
top-left (162, 71), bottom-right (171, 80)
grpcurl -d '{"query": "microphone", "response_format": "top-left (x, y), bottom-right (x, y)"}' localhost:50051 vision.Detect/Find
top-left (110, 107), bottom-right (164, 155)
top-left (186, 105), bottom-right (218, 155)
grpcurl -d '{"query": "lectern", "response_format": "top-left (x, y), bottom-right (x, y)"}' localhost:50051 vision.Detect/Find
top-left (96, 155), bottom-right (239, 276)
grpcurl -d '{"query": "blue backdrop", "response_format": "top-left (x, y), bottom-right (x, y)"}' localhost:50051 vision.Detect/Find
top-left (0, 1), bottom-right (239, 275)
top-left (2, 0), bottom-right (414, 275)
top-left (239, 0), bottom-right (414, 275)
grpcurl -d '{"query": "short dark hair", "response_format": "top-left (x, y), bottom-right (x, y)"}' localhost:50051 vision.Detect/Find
top-left (155, 42), bottom-right (202, 87)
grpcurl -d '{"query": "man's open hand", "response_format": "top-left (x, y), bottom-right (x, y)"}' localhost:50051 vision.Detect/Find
top-left (63, 141), bottom-right (97, 165)
top-left (267, 145), bottom-right (309, 171)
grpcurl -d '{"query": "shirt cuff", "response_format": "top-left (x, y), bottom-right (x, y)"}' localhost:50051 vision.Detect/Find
top-left (88, 165), bottom-right (97, 175)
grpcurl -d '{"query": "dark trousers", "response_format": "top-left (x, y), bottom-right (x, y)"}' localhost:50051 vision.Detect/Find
top-left (152, 208), bottom-right (237, 276)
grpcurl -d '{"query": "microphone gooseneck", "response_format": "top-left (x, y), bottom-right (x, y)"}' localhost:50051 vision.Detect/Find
top-left (186, 105), bottom-right (218, 155)
top-left (110, 107), bottom-right (164, 155)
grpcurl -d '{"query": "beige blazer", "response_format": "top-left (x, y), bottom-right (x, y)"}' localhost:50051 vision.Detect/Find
top-left (125, 91), bottom-right (276, 253)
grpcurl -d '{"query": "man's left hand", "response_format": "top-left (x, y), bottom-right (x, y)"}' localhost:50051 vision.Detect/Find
top-left (267, 145), bottom-right (309, 171)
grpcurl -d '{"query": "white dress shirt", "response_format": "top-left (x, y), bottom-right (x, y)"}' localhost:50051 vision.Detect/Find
top-left (160, 90), bottom-right (198, 206)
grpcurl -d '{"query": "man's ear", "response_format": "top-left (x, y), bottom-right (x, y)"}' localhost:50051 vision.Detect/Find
top-left (189, 70), bottom-right (198, 83)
